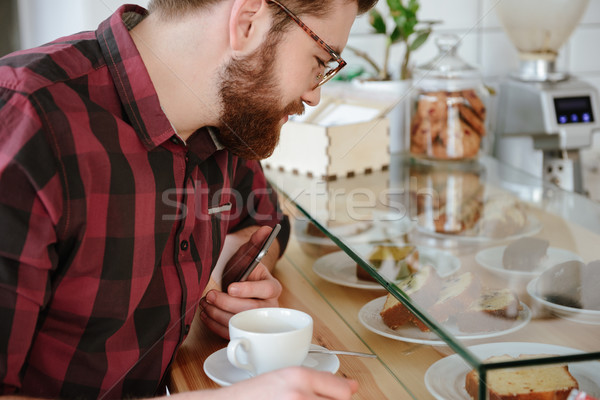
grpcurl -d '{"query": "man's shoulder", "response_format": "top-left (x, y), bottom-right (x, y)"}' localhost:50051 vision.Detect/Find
top-left (0, 31), bottom-right (106, 96)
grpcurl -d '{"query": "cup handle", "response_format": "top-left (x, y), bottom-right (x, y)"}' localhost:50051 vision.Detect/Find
top-left (227, 338), bottom-right (254, 374)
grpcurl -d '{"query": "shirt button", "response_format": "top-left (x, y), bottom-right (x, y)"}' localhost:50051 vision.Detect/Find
top-left (180, 240), bottom-right (189, 251)
top-left (184, 324), bottom-right (190, 335)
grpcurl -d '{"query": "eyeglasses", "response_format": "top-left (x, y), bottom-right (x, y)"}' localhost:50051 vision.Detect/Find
top-left (267, 0), bottom-right (347, 88)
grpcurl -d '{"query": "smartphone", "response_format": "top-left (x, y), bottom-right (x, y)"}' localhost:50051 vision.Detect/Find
top-left (222, 224), bottom-right (281, 292)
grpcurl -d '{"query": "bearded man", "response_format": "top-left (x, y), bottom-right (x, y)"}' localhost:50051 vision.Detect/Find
top-left (0, 0), bottom-right (377, 399)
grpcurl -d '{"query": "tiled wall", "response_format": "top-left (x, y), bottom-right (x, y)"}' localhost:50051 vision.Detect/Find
top-left (347, 0), bottom-right (600, 199)
top-left (348, 0), bottom-right (600, 93)
top-left (12, 0), bottom-right (600, 196)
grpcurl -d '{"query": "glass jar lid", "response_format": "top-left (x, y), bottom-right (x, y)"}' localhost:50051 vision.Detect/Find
top-left (414, 34), bottom-right (481, 91)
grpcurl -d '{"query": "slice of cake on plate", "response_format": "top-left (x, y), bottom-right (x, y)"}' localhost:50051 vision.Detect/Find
top-left (379, 265), bottom-right (442, 329)
top-left (465, 354), bottom-right (578, 400)
top-left (426, 272), bottom-right (481, 328)
top-left (357, 244), bottom-right (419, 282)
top-left (456, 288), bottom-right (522, 333)
top-left (502, 237), bottom-right (550, 272)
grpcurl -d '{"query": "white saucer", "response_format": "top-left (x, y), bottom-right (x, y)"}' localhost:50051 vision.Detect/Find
top-left (203, 344), bottom-right (340, 386)
top-left (527, 278), bottom-right (600, 325)
top-left (358, 296), bottom-right (531, 346)
top-left (312, 246), bottom-right (461, 290)
top-left (417, 215), bottom-right (542, 244)
top-left (476, 245), bottom-right (583, 280)
top-left (424, 342), bottom-right (600, 400)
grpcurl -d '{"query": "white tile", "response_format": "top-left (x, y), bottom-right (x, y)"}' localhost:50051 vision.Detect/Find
top-left (480, 30), bottom-right (520, 78)
top-left (567, 27), bottom-right (600, 73)
top-left (409, 30), bottom-right (480, 67)
top-left (419, 0), bottom-right (480, 31)
top-left (350, 12), bottom-right (374, 35)
top-left (480, 0), bottom-right (504, 29)
top-left (344, 34), bottom-right (388, 78)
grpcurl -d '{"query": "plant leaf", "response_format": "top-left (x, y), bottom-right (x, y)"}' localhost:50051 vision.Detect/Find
top-left (409, 30), bottom-right (431, 51)
top-left (387, 0), bottom-right (403, 12)
top-left (407, 0), bottom-right (419, 13)
top-left (390, 25), bottom-right (402, 43)
top-left (393, 13), bottom-right (416, 38)
top-left (369, 9), bottom-right (387, 34)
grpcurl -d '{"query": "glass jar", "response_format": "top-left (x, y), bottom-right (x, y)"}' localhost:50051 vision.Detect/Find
top-left (408, 160), bottom-right (486, 236)
top-left (409, 34), bottom-right (488, 161)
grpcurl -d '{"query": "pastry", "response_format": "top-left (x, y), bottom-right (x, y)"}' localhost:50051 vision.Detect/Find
top-left (502, 237), bottom-right (550, 272)
top-left (357, 245), bottom-right (419, 282)
top-left (537, 260), bottom-right (600, 311)
top-left (379, 265), bottom-right (442, 329)
top-left (427, 272), bottom-right (481, 326)
top-left (581, 260), bottom-right (600, 311)
top-left (477, 196), bottom-right (528, 238)
top-left (456, 288), bottom-right (522, 333)
top-left (465, 354), bottom-right (578, 400)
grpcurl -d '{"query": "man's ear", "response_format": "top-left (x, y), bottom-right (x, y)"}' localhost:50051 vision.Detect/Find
top-left (229, 0), bottom-right (272, 53)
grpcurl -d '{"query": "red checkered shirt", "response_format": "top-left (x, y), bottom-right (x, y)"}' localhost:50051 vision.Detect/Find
top-left (0, 5), bottom-right (289, 399)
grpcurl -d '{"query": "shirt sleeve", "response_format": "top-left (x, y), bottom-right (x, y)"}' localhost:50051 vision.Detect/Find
top-left (227, 159), bottom-right (290, 257)
top-left (0, 88), bottom-right (60, 393)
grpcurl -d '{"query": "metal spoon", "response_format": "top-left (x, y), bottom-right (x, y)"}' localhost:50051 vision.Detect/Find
top-left (308, 348), bottom-right (377, 358)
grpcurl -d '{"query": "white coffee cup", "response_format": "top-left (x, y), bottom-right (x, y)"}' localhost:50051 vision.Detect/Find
top-left (227, 307), bottom-right (313, 376)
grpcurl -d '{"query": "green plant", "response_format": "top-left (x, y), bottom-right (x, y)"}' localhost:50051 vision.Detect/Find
top-left (347, 0), bottom-right (439, 81)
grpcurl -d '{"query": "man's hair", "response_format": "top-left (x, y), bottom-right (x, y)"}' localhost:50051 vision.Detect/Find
top-left (147, 0), bottom-right (378, 19)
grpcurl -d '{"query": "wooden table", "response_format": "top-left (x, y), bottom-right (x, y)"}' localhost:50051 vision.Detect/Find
top-left (168, 230), bottom-right (414, 399)
top-left (169, 156), bottom-right (600, 399)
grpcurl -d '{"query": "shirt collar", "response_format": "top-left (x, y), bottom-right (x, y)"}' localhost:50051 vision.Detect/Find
top-left (96, 5), bottom-right (221, 161)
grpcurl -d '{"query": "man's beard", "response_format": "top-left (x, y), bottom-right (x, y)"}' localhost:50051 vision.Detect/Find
top-left (217, 37), bottom-right (304, 160)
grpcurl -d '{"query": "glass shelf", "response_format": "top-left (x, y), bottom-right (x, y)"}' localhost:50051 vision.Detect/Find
top-left (265, 153), bottom-right (600, 399)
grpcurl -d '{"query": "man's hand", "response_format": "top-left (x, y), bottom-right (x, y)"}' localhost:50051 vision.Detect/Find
top-left (217, 368), bottom-right (358, 399)
top-left (199, 226), bottom-right (282, 339)
top-left (169, 368), bottom-right (359, 400)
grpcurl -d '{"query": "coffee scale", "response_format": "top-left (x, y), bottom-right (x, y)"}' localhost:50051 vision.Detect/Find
top-left (493, 0), bottom-right (600, 193)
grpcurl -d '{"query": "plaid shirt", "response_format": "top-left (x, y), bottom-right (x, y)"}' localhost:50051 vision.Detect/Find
top-left (0, 5), bottom-right (289, 399)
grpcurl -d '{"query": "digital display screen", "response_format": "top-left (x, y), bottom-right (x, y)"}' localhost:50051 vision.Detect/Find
top-left (554, 96), bottom-right (594, 124)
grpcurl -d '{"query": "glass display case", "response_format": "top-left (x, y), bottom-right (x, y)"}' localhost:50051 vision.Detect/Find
top-left (264, 154), bottom-right (600, 399)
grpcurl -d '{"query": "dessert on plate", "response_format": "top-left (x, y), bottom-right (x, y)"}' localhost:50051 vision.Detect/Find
top-left (502, 237), bottom-right (550, 272)
top-left (537, 260), bottom-right (600, 311)
top-left (379, 270), bottom-right (524, 333)
top-left (379, 265), bottom-right (442, 329)
top-left (356, 244), bottom-right (419, 282)
top-left (456, 288), bottom-right (522, 333)
top-left (465, 354), bottom-right (578, 400)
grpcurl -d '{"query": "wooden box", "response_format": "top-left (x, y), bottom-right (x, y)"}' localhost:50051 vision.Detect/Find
top-left (263, 98), bottom-right (390, 180)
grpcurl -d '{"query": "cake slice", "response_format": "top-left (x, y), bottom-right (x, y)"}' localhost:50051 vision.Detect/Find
top-left (581, 260), bottom-right (600, 311)
top-left (456, 288), bottom-right (522, 333)
top-left (379, 265), bottom-right (442, 329)
top-left (357, 245), bottom-right (419, 282)
top-left (465, 354), bottom-right (579, 400)
top-left (502, 238), bottom-right (549, 272)
top-left (538, 260), bottom-right (584, 309)
top-left (427, 272), bottom-right (481, 325)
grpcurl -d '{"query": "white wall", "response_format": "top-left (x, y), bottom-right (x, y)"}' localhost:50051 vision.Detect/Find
top-left (347, 0), bottom-right (600, 97)
top-left (17, 0), bottom-right (148, 49)
top-left (16, 0), bottom-right (600, 92)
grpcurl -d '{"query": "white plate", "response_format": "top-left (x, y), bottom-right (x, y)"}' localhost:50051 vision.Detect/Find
top-left (416, 215), bottom-right (542, 244)
top-left (527, 278), bottom-right (600, 325)
top-left (203, 344), bottom-right (340, 387)
top-left (313, 246), bottom-right (461, 290)
top-left (476, 246), bottom-right (583, 280)
top-left (358, 297), bottom-right (531, 346)
top-left (295, 216), bottom-right (416, 246)
top-left (425, 342), bottom-right (600, 400)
